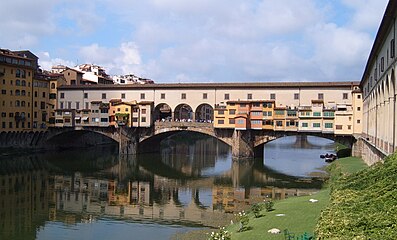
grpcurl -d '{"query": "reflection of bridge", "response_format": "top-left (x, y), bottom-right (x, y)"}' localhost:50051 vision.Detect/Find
top-left (29, 121), bottom-right (355, 159)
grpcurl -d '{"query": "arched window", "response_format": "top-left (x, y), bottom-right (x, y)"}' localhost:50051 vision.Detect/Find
top-left (21, 70), bottom-right (26, 78)
top-left (15, 100), bottom-right (20, 107)
top-left (51, 83), bottom-right (56, 89)
top-left (15, 90), bottom-right (21, 96)
top-left (21, 101), bottom-right (26, 107)
top-left (21, 90), bottom-right (26, 96)
top-left (21, 80), bottom-right (26, 86)
top-left (16, 69), bottom-right (21, 77)
top-left (16, 79), bottom-right (21, 86)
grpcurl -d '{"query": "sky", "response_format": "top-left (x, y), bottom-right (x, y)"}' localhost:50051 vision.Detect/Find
top-left (0, 0), bottom-right (390, 83)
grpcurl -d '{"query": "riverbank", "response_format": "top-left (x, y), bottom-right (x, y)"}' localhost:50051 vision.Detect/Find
top-left (181, 156), bottom-right (367, 240)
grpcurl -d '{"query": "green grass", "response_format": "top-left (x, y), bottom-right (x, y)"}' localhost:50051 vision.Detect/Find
top-left (218, 156), bottom-right (368, 240)
top-left (227, 189), bottom-right (330, 240)
top-left (329, 156), bottom-right (368, 176)
top-left (316, 154), bottom-right (397, 239)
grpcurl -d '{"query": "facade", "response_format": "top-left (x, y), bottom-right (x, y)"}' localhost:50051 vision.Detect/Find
top-left (113, 74), bottom-right (154, 85)
top-left (74, 64), bottom-right (113, 85)
top-left (1, 49), bottom-right (37, 131)
top-left (56, 82), bottom-right (362, 135)
top-left (360, 0), bottom-right (397, 162)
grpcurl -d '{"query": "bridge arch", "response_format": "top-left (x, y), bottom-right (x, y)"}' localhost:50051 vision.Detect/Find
top-left (174, 104), bottom-right (193, 121)
top-left (154, 103), bottom-right (172, 121)
top-left (195, 103), bottom-right (214, 122)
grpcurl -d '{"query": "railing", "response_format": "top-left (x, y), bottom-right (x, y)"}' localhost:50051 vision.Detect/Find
top-left (155, 121), bottom-right (213, 128)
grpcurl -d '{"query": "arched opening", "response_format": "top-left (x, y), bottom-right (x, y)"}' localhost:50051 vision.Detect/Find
top-left (174, 104), bottom-right (193, 121)
top-left (195, 104), bottom-right (214, 122)
top-left (154, 103), bottom-right (172, 121)
top-left (51, 83), bottom-right (56, 89)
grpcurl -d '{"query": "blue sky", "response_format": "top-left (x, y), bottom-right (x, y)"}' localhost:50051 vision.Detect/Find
top-left (0, 0), bottom-right (389, 83)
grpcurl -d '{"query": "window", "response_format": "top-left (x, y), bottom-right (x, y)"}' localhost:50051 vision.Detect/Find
top-left (42, 92), bottom-right (46, 98)
top-left (247, 93), bottom-right (252, 100)
top-left (60, 92), bottom-right (65, 99)
top-left (357, 94), bottom-right (361, 99)
top-left (343, 93), bottom-right (348, 99)
top-left (142, 109), bottom-right (146, 114)
top-left (275, 110), bottom-right (284, 115)
top-left (301, 122), bottom-right (308, 127)
top-left (313, 123), bottom-right (321, 128)
top-left (161, 93), bottom-right (165, 99)
top-left (313, 112), bottom-right (321, 117)
top-left (323, 112), bottom-right (334, 117)
top-left (203, 93), bottom-right (208, 99)
top-left (16, 80), bottom-right (21, 86)
top-left (224, 93), bottom-right (230, 100)
top-left (125, 108), bottom-right (129, 112)
top-left (325, 123), bottom-right (333, 128)
top-left (348, 125), bottom-right (352, 130)
top-left (218, 110), bottom-right (224, 115)
top-left (229, 109), bottom-right (236, 114)
top-left (60, 102), bottom-right (64, 109)
top-left (357, 107), bottom-right (361, 111)
top-left (1, 112), bottom-right (5, 117)
top-left (41, 102), bottom-right (45, 109)
top-left (217, 119), bottom-right (224, 124)
top-left (49, 93), bottom-right (56, 99)
top-left (16, 69), bottom-right (21, 78)
top-left (121, 93), bottom-right (125, 99)
top-left (21, 80), bottom-right (26, 86)
top-left (102, 93), bottom-right (106, 99)
top-left (67, 102), bottom-right (71, 109)
top-left (270, 93), bottom-right (276, 100)
top-left (381, 57), bottom-right (385, 72)
top-left (391, 39), bottom-right (395, 58)
top-left (141, 117), bottom-right (146, 122)
top-left (1, 90), bottom-right (5, 94)
top-left (294, 93), bottom-right (299, 100)
top-left (51, 83), bottom-right (56, 89)
top-left (357, 119), bottom-right (361, 124)
top-left (276, 121), bottom-right (283, 126)
top-left (85, 102), bottom-right (89, 109)
top-left (336, 125), bottom-right (342, 130)
top-left (229, 119), bottom-right (235, 124)
top-left (101, 118), bottom-right (108, 122)
top-left (181, 93), bottom-right (186, 99)
top-left (318, 93), bottom-right (323, 100)
top-left (84, 93), bottom-right (88, 98)
top-left (140, 93), bottom-right (145, 99)
top-left (76, 102), bottom-right (80, 109)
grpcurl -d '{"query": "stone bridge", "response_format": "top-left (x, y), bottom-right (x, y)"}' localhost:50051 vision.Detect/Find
top-left (0, 122), bottom-right (355, 158)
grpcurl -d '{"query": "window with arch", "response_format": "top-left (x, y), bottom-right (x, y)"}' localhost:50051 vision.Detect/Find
top-left (51, 83), bottom-right (56, 89)
top-left (21, 80), bottom-right (26, 86)
top-left (16, 79), bottom-right (21, 86)
top-left (15, 100), bottom-right (20, 107)
top-left (21, 70), bottom-right (26, 78)
top-left (21, 101), bottom-right (26, 107)
top-left (15, 90), bottom-right (21, 96)
top-left (16, 69), bottom-right (21, 77)
top-left (21, 90), bottom-right (26, 96)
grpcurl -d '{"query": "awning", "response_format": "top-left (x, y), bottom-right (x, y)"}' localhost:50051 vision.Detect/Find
top-left (75, 117), bottom-right (81, 120)
top-left (82, 117), bottom-right (89, 121)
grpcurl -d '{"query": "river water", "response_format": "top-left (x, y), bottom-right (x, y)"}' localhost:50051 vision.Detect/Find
top-left (0, 133), bottom-right (335, 240)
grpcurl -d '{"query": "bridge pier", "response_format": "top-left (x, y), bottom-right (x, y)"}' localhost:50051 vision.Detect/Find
top-left (232, 130), bottom-right (254, 159)
top-left (118, 127), bottom-right (139, 155)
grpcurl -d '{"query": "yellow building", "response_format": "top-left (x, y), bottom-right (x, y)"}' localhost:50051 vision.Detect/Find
top-left (0, 49), bottom-right (37, 131)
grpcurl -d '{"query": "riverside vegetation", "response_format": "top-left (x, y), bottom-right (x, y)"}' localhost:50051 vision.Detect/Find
top-left (207, 155), bottom-right (392, 240)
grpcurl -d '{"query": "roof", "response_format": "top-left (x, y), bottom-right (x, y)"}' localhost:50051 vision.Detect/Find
top-left (360, 0), bottom-right (397, 86)
top-left (58, 81), bottom-right (360, 91)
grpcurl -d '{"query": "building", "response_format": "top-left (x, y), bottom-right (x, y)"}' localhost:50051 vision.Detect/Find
top-left (56, 82), bottom-right (362, 136)
top-left (74, 64), bottom-right (113, 85)
top-left (113, 74), bottom-right (154, 85)
top-left (360, 0), bottom-right (397, 163)
top-left (1, 49), bottom-right (37, 131)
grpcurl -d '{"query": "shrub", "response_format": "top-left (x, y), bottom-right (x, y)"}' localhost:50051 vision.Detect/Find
top-left (264, 200), bottom-right (274, 212)
top-left (251, 203), bottom-right (264, 218)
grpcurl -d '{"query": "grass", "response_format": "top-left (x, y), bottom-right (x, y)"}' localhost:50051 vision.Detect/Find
top-left (219, 156), bottom-right (368, 240)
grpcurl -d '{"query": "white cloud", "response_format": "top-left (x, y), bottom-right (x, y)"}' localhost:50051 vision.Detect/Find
top-left (78, 42), bottom-right (143, 76)
top-left (38, 52), bottom-right (76, 71)
top-left (0, 0), bottom-right (56, 48)
top-left (342, 0), bottom-right (389, 30)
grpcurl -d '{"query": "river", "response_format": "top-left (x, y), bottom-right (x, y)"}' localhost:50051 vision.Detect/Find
top-left (0, 133), bottom-right (335, 240)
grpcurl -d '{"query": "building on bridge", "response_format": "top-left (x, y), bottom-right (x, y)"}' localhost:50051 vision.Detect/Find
top-left (55, 82), bottom-right (363, 135)
top-left (360, 0), bottom-right (397, 164)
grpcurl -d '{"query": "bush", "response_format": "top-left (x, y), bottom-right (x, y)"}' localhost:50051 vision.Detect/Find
top-left (251, 203), bottom-right (264, 218)
top-left (264, 201), bottom-right (274, 212)
top-left (208, 227), bottom-right (231, 240)
top-left (235, 211), bottom-right (250, 232)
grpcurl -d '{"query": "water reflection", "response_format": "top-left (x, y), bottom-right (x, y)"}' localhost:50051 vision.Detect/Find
top-left (0, 134), bottom-right (329, 240)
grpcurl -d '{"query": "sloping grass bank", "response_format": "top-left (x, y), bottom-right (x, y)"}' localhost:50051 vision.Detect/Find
top-left (316, 154), bottom-right (397, 239)
top-left (215, 157), bottom-right (367, 240)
